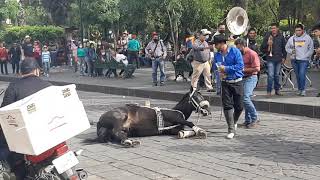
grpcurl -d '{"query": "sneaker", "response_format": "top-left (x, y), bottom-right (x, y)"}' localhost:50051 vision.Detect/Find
top-left (153, 82), bottom-right (158, 86)
top-left (238, 122), bottom-right (250, 128)
top-left (275, 91), bottom-right (283, 96)
top-left (187, 78), bottom-right (191, 82)
top-left (226, 133), bottom-right (235, 139)
top-left (300, 90), bottom-right (306, 96)
top-left (266, 92), bottom-right (272, 97)
top-left (160, 82), bottom-right (165, 86)
top-left (247, 122), bottom-right (258, 129)
top-left (296, 91), bottom-right (301, 96)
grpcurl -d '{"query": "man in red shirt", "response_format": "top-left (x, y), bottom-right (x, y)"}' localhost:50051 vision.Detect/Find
top-left (0, 42), bottom-right (8, 75)
top-left (235, 39), bottom-right (260, 128)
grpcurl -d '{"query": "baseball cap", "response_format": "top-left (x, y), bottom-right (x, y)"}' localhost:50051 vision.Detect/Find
top-left (20, 58), bottom-right (40, 75)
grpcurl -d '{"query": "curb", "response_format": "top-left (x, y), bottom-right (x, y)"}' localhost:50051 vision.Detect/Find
top-left (0, 76), bottom-right (318, 119)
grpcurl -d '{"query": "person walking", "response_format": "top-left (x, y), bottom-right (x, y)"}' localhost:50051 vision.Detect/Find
top-left (41, 45), bottom-right (51, 77)
top-left (214, 36), bottom-right (244, 139)
top-left (145, 32), bottom-right (167, 86)
top-left (285, 24), bottom-right (314, 96)
top-left (212, 23), bottom-right (228, 95)
top-left (235, 38), bottom-right (260, 128)
top-left (0, 42), bottom-right (8, 75)
top-left (260, 23), bottom-right (287, 97)
top-left (8, 43), bottom-right (22, 74)
top-left (190, 29), bottom-right (214, 92)
top-left (128, 34), bottom-right (141, 69)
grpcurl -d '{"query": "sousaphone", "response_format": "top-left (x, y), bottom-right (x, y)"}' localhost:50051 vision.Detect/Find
top-left (226, 7), bottom-right (249, 35)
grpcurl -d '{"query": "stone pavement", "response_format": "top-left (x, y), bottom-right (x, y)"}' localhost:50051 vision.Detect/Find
top-left (0, 81), bottom-right (320, 180)
top-left (73, 91), bottom-right (320, 180)
top-left (0, 65), bottom-right (319, 118)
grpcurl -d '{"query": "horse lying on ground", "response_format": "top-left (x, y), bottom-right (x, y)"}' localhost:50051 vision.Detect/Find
top-left (97, 90), bottom-right (211, 147)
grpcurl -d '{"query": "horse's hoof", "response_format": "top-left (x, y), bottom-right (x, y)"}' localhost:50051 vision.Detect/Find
top-left (197, 130), bottom-right (207, 139)
top-left (122, 140), bottom-right (140, 148)
top-left (178, 131), bottom-right (184, 139)
top-left (131, 140), bottom-right (141, 147)
top-left (122, 139), bottom-right (133, 148)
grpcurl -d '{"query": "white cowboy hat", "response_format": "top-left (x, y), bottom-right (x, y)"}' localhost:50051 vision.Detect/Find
top-left (200, 29), bottom-right (212, 36)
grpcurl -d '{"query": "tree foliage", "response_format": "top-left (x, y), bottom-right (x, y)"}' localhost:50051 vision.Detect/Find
top-left (1, 0), bottom-right (320, 41)
top-left (0, 25), bottom-right (64, 44)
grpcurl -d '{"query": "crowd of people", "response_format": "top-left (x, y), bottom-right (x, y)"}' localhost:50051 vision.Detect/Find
top-left (0, 35), bottom-right (62, 77)
top-left (0, 22), bottom-right (319, 140)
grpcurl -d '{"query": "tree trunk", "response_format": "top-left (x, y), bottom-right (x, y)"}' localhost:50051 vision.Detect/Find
top-left (47, 12), bottom-right (54, 25)
top-left (167, 8), bottom-right (176, 60)
top-left (234, 0), bottom-right (248, 10)
top-left (316, 6), bottom-right (320, 22)
top-left (269, 2), bottom-right (279, 23)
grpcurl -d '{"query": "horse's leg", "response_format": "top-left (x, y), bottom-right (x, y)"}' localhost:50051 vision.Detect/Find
top-left (165, 113), bottom-right (207, 138)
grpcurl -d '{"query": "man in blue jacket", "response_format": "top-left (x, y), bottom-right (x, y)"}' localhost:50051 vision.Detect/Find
top-left (213, 36), bottom-right (244, 139)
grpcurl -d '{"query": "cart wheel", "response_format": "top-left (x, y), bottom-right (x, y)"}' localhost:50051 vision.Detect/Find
top-left (76, 169), bottom-right (88, 180)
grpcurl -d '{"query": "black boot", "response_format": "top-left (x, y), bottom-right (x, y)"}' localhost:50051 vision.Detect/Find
top-left (224, 109), bottom-right (235, 134)
top-left (233, 110), bottom-right (243, 125)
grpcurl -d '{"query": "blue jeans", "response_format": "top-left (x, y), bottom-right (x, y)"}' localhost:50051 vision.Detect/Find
top-left (42, 62), bottom-right (50, 75)
top-left (243, 75), bottom-right (258, 124)
top-left (267, 61), bottom-right (281, 93)
top-left (152, 58), bottom-right (165, 83)
top-left (79, 57), bottom-right (86, 75)
top-left (291, 59), bottom-right (309, 91)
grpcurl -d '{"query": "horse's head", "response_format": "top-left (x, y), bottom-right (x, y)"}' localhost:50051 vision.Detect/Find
top-left (188, 90), bottom-right (211, 116)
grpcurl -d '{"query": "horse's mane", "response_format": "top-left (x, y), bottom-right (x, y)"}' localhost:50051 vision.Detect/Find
top-left (173, 92), bottom-right (190, 109)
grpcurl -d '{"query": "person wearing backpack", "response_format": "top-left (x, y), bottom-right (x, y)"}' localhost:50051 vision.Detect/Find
top-left (145, 32), bottom-right (167, 86)
top-left (128, 34), bottom-right (141, 69)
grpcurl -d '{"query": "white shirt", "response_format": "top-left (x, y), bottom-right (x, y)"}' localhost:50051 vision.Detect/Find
top-left (115, 54), bottom-right (128, 66)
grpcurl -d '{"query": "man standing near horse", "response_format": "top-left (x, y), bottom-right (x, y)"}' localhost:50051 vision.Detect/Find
top-left (235, 38), bottom-right (260, 128)
top-left (145, 32), bottom-right (167, 86)
top-left (214, 35), bottom-right (244, 139)
top-left (285, 24), bottom-right (314, 97)
top-left (212, 23), bottom-right (228, 95)
top-left (260, 23), bottom-right (287, 97)
top-left (190, 29), bottom-right (215, 92)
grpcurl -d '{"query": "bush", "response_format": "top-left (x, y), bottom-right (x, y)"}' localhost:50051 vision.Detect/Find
top-left (0, 26), bottom-right (64, 44)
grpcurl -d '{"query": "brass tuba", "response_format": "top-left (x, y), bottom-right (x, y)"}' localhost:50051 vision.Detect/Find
top-left (226, 7), bottom-right (249, 35)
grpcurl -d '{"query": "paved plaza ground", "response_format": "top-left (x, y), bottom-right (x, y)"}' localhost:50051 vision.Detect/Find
top-left (1, 81), bottom-right (318, 180)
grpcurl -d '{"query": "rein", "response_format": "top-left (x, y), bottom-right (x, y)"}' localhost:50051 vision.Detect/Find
top-left (189, 90), bottom-right (203, 125)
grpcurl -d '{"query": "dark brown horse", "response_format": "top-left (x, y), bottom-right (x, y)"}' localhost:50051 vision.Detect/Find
top-left (97, 90), bottom-right (211, 147)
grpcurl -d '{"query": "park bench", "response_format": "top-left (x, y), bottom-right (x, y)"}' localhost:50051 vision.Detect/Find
top-left (95, 57), bottom-right (136, 78)
top-left (172, 57), bottom-right (193, 81)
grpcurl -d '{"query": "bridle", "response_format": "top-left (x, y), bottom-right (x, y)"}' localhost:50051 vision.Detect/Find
top-left (189, 90), bottom-right (210, 115)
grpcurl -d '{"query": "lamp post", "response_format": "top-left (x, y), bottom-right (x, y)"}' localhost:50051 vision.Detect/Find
top-left (79, 0), bottom-right (84, 46)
